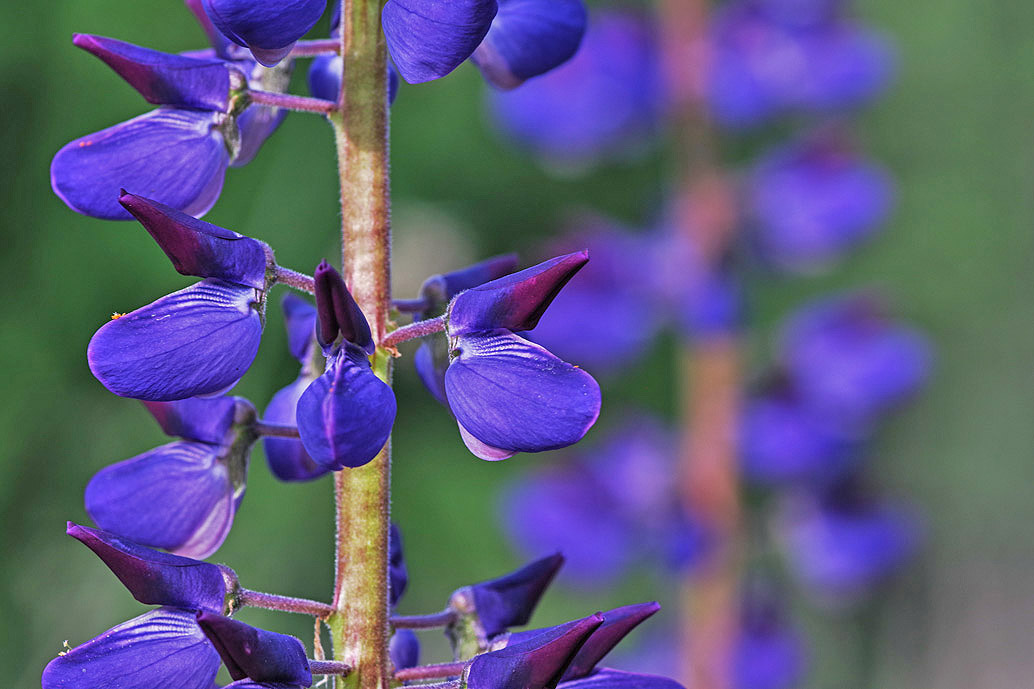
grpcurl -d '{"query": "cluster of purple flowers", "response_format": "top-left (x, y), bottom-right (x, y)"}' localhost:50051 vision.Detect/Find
top-left (42, 2), bottom-right (698, 689)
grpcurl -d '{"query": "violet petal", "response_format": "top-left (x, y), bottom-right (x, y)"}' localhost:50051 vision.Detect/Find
top-left (444, 330), bottom-right (601, 455)
top-left (52, 108), bottom-right (229, 220)
top-left (382, 0), bottom-right (499, 84)
top-left (201, 0), bottom-right (327, 67)
top-left (196, 612), bottom-right (312, 685)
top-left (263, 376), bottom-right (328, 482)
top-left (559, 669), bottom-right (684, 689)
top-left (561, 603), bottom-right (660, 680)
top-left (447, 251), bottom-right (588, 334)
top-left (119, 192), bottom-right (270, 290)
top-left (42, 607), bottom-right (220, 689)
top-left (472, 0), bottom-right (587, 89)
top-left (281, 294), bottom-right (318, 362)
top-left (88, 279), bottom-right (263, 402)
top-left (143, 395), bottom-right (243, 445)
top-left (73, 33), bottom-right (234, 111)
top-left (467, 552), bottom-right (564, 638)
top-left (390, 629), bottom-right (420, 670)
top-left (85, 441), bottom-right (239, 559)
top-left (417, 253), bottom-right (520, 321)
top-left (67, 522), bottom-right (228, 614)
top-left (296, 346), bottom-right (397, 470)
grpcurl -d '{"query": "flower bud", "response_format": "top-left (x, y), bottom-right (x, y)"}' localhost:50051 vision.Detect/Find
top-left (196, 612), bottom-right (313, 685)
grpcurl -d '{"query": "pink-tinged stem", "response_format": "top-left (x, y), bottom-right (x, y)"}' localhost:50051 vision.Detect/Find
top-left (380, 316), bottom-right (446, 349)
top-left (394, 662), bottom-right (468, 682)
top-left (291, 38), bottom-right (343, 56)
top-left (253, 422), bottom-right (301, 439)
top-left (659, 1), bottom-right (743, 688)
top-left (325, 1), bottom-right (393, 689)
top-left (249, 90), bottom-right (338, 114)
top-left (275, 266), bottom-right (316, 293)
top-left (239, 589), bottom-right (335, 617)
top-left (390, 609), bottom-right (457, 629)
top-left (310, 659), bottom-right (354, 675)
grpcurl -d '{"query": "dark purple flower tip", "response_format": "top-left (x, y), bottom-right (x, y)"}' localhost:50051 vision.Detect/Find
top-left (308, 54), bottom-right (400, 104)
top-left (748, 137), bottom-right (893, 272)
top-left (263, 375), bottom-right (329, 482)
top-left (282, 294), bottom-right (319, 362)
top-left (561, 603), bottom-right (661, 680)
top-left (489, 11), bottom-right (664, 162)
top-left (389, 523), bottom-right (408, 607)
top-left (72, 33), bottom-right (237, 111)
top-left (448, 251), bottom-right (589, 334)
top-left (739, 391), bottom-right (857, 485)
top-left (454, 552), bottom-right (564, 638)
top-left (471, 0), bottom-right (587, 89)
top-left (560, 668), bottom-right (685, 689)
top-left (85, 440), bottom-right (244, 559)
top-left (66, 522), bottom-right (230, 614)
top-left (42, 607), bottom-right (221, 689)
top-left (118, 192), bottom-right (270, 290)
top-left (196, 612), bottom-right (312, 686)
top-left (444, 330), bottom-right (601, 458)
top-left (51, 108), bottom-right (230, 220)
top-left (144, 395), bottom-right (246, 445)
top-left (185, 0), bottom-right (235, 58)
top-left (390, 629), bottom-right (420, 670)
top-left (296, 346), bottom-right (397, 470)
top-left (779, 292), bottom-right (931, 427)
top-left (417, 253), bottom-right (521, 320)
top-left (313, 261), bottom-right (374, 353)
top-left (201, 0), bottom-right (327, 67)
top-left (383, 0), bottom-right (499, 84)
top-left (466, 614), bottom-right (604, 689)
top-left (87, 279), bottom-right (263, 402)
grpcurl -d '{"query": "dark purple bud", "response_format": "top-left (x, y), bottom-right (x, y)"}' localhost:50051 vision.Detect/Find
top-left (418, 253), bottom-right (520, 321)
top-left (448, 251), bottom-right (588, 335)
top-left (196, 612), bottom-right (312, 686)
top-left (444, 330), bottom-right (601, 459)
top-left (561, 603), bottom-right (661, 680)
top-left (390, 629), bottom-right (420, 670)
top-left (85, 440), bottom-right (247, 559)
top-left (144, 395), bottom-right (243, 445)
top-left (119, 192), bottom-right (270, 290)
top-left (296, 346), bottom-right (396, 470)
top-left (560, 669), bottom-right (685, 689)
top-left (472, 0), bottom-right (587, 89)
top-left (748, 137), bottom-right (893, 272)
top-left (489, 12), bottom-right (664, 162)
top-left (88, 279), bottom-right (263, 401)
top-left (308, 54), bottom-right (400, 105)
top-left (281, 294), bottom-right (319, 362)
top-left (264, 375), bottom-right (329, 482)
top-left (42, 607), bottom-right (221, 689)
top-left (466, 614), bottom-right (603, 689)
top-left (67, 522), bottom-right (230, 614)
top-left (72, 33), bottom-right (237, 111)
top-left (201, 0), bottom-right (327, 67)
top-left (314, 261), bottom-right (374, 353)
top-left (779, 292), bottom-right (931, 428)
top-left (382, 0), bottom-right (498, 84)
top-left (389, 523), bottom-right (408, 607)
top-left (51, 109), bottom-right (230, 220)
top-left (455, 552), bottom-right (563, 638)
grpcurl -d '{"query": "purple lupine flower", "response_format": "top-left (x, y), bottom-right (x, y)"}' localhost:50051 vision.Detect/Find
top-left (389, 522), bottom-right (409, 607)
top-left (390, 629), bottom-right (420, 670)
top-left (466, 614), bottom-right (604, 689)
top-left (775, 484), bottom-right (921, 603)
top-left (264, 295), bottom-right (330, 482)
top-left (707, 2), bottom-right (892, 127)
top-left (382, 0), bottom-right (498, 84)
top-left (85, 395), bottom-right (257, 558)
top-left (778, 292), bottom-right (931, 429)
top-left (530, 223), bottom-right (663, 373)
top-left (409, 254), bottom-right (519, 404)
top-left (295, 262), bottom-right (396, 470)
top-left (558, 603), bottom-right (661, 680)
top-left (451, 553), bottom-right (564, 639)
top-left (443, 251), bottom-right (602, 460)
top-left (201, 0), bottom-right (327, 67)
top-left (87, 193), bottom-right (269, 401)
top-left (489, 11), bottom-right (664, 164)
top-left (42, 607), bottom-right (221, 689)
top-left (471, 0), bottom-right (587, 89)
top-left (747, 134), bottom-right (894, 272)
top-left (197, 612), bottom-right (313, 686)
top-left (67, 522), bottom-right (232, 614)
top-left (739, 387), bottom-right (858, 485)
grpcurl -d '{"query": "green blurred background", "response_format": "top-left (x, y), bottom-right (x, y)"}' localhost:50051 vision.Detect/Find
top-left (2, 1), bottom-right (1032, 687)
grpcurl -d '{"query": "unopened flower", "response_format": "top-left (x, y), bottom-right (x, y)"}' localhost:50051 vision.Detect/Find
top-left (201, 0), bottom-right (327, 66)
top-left (197, 612), bottom-right (313, 686)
